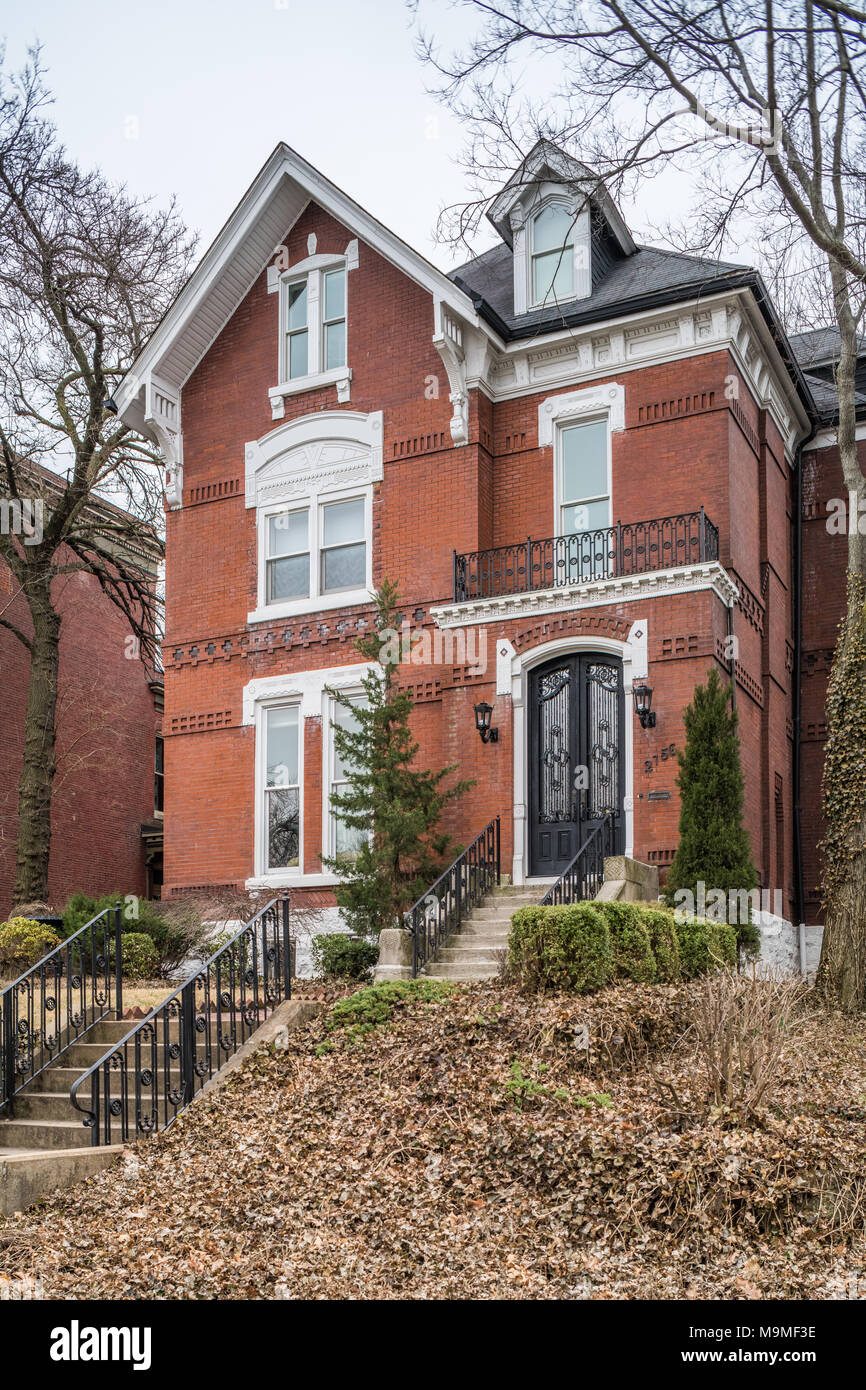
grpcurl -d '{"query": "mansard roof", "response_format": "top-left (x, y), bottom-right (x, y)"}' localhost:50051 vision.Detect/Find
top-left (788, 328), bottom-right (866, 425)
top-left (450, 239), bottom-right (751, 339)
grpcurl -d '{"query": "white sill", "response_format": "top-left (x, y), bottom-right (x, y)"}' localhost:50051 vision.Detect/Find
top-left (248, 587), bottom-right (371, 624)
top-left (269, 366), bottom-right (352, 406)
top-left (246, 872), bottom-right (340, 891)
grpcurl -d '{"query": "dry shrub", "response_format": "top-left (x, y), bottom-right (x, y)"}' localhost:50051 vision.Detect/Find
top-left (690, 968), bottom-right (810, 1120)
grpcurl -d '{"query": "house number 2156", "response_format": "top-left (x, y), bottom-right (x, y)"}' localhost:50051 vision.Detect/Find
top-left (644, 743), bottom-right (677, 774)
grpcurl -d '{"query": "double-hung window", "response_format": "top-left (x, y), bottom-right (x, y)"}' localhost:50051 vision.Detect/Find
top-left (286, 280), bottom-right (309, 379)
top-left (320, 497), bottom-right (365, 593)
top-left (329, 695), bottom-right (368, 862)
top-left (262, 492), bottom-right (369, 615)
top-left (267, 508), bottom-right (310, 602)
top-left (558, 419), bottom-right (611, 582)
top-left (531, 204), bottom-right (575, 305)
top-left (322, 269), bottom-right (346, 371)
top-left (282, 266), bottom-right (347, 382)
top-left (264, 706), bottom-right (300, 870)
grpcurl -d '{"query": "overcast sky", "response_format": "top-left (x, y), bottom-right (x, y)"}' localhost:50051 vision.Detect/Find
top-left (0, 0), bottom-right (706, 275)
top-left (1, 0), bottom-right (491, 269)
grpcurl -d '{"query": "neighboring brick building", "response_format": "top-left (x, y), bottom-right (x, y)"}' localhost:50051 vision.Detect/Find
top-left (114, 139), bottom-right (852, 928)
top-left (0, 471), bottom-right (164, 914)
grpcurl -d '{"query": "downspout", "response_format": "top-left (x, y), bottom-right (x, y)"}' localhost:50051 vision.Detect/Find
top-left (727, 602), bottom-right (736, 710)
top-left (792, 429), bottom-right (814, 938)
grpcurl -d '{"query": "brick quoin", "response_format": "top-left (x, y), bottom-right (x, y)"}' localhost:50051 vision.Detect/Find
top-left (156, 190), bottom-right (843, 927)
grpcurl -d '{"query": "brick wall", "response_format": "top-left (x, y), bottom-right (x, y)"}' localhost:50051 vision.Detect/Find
top-left (160, 196), bottom-right (838, 925)
top-left (0, 563), bottom-right (161, 915)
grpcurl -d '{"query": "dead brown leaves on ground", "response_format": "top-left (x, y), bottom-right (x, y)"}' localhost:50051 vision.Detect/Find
top-left (1, 979), bottom-right (864, 1300)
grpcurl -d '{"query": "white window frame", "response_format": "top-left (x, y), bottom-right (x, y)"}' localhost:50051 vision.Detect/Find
top-left (323, 687), bottom-right (369, 863)
top-left (253, 482), bottom-right (373, 621)
top-left (511, 189), bottom-right (593, 315)
top-left (269, 253), bottom-right (351, 412)
top-left (244, 660), bottom-right (377, 890)
top-left (530, 202), bottom-right (577, 309)
top-left (256, 699), bottom-right (304, 879)
top-left (555, 415), bottom-right (613, 538)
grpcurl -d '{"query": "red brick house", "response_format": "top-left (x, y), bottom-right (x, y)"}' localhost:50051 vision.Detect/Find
top-left (0, 471), bottom-right (164, 914)
top-left (114, 140), bottom-right (854, 933)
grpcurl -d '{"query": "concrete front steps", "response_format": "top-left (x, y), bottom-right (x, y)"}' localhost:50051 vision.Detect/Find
top-left (424, 886), bottom-right (542, 981)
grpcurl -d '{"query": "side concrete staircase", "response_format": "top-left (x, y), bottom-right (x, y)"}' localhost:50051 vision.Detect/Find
top-left (0, 1014), bottom-right (130, 1217)
top-left (0, 896), bottom-right (304, 1216)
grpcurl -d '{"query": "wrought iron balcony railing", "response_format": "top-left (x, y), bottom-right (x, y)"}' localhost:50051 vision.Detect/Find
top-left (453, 508), bottom-right (719, 603)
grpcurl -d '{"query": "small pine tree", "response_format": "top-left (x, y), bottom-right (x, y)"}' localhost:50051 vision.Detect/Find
top-left (321, 579), bottom-right (472, 938)
top-left (665, 668), bottom-right (759, 952)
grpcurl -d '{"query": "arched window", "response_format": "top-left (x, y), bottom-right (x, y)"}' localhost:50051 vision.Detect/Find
top-left (531, 204), bottom-right (575, 304)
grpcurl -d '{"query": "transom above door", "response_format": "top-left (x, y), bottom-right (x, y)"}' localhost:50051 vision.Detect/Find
top-left (528, 653), bottom-right (624, 877)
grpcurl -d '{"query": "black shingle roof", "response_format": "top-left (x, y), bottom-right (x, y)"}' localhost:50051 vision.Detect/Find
top-left (449, 241), bottom-right (749, 339)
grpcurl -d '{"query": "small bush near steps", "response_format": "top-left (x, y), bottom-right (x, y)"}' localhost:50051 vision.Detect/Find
top-left (508, 899), bottom-right (735, 995)
top-left (109, 932), bottom-right (159, 981)
top-left (595, 901), bottom-right (658, 983)
top-left (315, 978), bottom-right (453, 1052)
top-left (312, 933), bottom-right (379, 981)
top-left (507, 903), bottom-right (613, 993)
top-left (675, 914), bottom-right (737, 978)
top-left (0, 917), bottom-right (61, 974)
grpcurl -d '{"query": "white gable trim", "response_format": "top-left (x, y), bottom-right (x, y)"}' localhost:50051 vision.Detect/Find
top-left (117, 144), bottom-right (479, 413)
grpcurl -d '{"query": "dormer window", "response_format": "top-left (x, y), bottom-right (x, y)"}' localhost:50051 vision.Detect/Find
top-left (531, 204), bottom-right (575, 305)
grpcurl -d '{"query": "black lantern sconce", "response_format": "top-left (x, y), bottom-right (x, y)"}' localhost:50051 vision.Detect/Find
top-left (633, 684), bottom-right (656, 729)
top-left (474, 700), bottom-right (499, 743)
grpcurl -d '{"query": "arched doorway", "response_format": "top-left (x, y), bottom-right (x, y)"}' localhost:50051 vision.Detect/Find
top-left (528, 653), bottom-right (625, 876)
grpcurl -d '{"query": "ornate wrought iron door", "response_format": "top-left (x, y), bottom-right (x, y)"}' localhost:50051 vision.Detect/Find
top-left (528, 654), bottom-right (624, 876)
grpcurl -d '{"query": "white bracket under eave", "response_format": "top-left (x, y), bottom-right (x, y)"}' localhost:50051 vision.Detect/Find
top-left (144, 374), bottom-right (184, 509)
top-left (432, 301), bottom-right (469, 446)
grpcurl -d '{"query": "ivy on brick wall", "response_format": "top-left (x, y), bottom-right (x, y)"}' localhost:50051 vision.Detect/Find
top-left (818, 574), bottom-right (866, 1011)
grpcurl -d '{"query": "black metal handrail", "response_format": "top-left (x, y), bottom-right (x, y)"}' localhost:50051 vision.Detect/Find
top-left (70, 895), bottom-right (292, 1146)
top-left (539, 814), bottom-right (616, 908)
top-left (405, 818), bottom-right (500, 976)
top-left (454, 508), bottom-right (719, 602)
top-left (1, 905), bottom-right (122, 1115)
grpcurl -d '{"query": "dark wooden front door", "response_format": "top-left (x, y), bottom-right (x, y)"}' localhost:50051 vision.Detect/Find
top-left (528, 654), bottom-right (624, 877)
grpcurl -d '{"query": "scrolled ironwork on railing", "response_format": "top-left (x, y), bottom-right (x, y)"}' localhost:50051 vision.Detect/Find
top-left (453, 508), bottom-right (719, 602)
top-left (70, 894), bottom-right (292, 1146)
top-left (539, 814), bottom-right (616, 909)
top-left (404, 818), bottom-right (500, 976)
top-left (1, 905), bottom-right (122, 1115)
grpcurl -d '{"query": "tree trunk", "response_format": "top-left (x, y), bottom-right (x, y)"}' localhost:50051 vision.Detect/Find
top-left (816, 274), bottom-right (866, 1010)
top-left (11, 582), bottom-right (61, 908)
